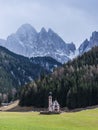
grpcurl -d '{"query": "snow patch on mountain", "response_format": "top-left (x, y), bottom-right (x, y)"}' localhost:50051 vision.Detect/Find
top-left (0, 24), bottom-right (98, 64)
top-left (0, 24), bottom-right (76, 63)
top-left (79, 31), bottom-right (98, 54)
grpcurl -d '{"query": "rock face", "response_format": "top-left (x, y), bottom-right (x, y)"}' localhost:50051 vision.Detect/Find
top-left (0, 24), bottom-right (76, 63)
top-left (0, 24), bottom-right (98, 63)
top-left (79, 31), bottom-right (98, 54)
top-left (79, 39), bottom-right (89, 54)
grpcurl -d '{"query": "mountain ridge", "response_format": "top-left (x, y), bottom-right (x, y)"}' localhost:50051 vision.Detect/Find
top-left (0, 24), bottom-right (76, 63)
top-left (79, 31), bottom-right (98, 54)
top-left (0, 24), bottom-right (98, 63)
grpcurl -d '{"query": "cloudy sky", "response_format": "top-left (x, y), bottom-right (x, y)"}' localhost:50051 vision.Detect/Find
top-left (0, 0), bottom-right (98, 48)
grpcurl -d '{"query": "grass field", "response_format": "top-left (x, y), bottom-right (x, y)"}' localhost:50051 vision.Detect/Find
top-left (0, 108), bottom-right (98, 130)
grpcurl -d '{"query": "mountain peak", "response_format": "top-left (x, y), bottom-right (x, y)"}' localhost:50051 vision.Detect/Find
top-left (40, 27), bottom-right (47, 34)
top-left (92, 31), bottom-right (98, 35)
top-left (84, 38), bottom-right (89, 42)
top-left (48, 28), bottom-right (54, 33)
top-left (48, 28), bottom-right (55, 36)
top-left (90, 31), bottom-right (98, 41)
top-left (0, 24), bottom-right (77, 63)
top-left (16, 23), bottom-right (37, 35)
top-left (19, 23), bottom-right (35, 30)
top-left (68, 42), bottom-right (75, 46)
top-left (79, 39), bottom-right (89, 54)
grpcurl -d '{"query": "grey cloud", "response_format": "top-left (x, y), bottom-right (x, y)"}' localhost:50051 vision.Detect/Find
top-left (0, 0), bottom-right (98, 47)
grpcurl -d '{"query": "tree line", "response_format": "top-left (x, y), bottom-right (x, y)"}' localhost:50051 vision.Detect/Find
top-left (19, 47), bottom-right (98, 109)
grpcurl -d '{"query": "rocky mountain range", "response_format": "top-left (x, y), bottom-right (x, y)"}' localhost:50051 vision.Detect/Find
top-left (79, 31), bottom-right (98, 54)
top-left (0, 24), bottom-right (76, 63)
top-left (0, 24), bottom-right (98, 64)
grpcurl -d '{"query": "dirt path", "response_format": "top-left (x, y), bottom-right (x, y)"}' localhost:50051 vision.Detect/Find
top-left (0, 100), bottom-right (33, 112)
top-left (0, 100), bottom-right (19, 111)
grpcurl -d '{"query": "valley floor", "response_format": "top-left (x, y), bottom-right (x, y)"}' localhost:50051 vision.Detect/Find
top-left (0, 108), bottom-right (98, 130)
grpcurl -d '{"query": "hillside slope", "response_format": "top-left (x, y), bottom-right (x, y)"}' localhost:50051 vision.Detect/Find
top-left (0, 46), bottom-right (61, 102)
top-left (19, 46), bottom-right (98, 109)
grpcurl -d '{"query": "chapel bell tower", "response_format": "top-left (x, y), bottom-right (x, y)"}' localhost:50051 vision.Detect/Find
top-left (48, 92), bottom-right (52, 112)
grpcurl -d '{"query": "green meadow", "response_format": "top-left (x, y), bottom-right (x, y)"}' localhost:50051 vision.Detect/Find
top-left (0, 108), bottom-right (98, 130)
